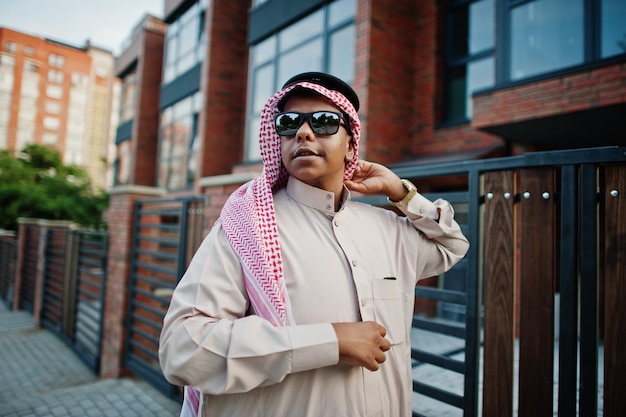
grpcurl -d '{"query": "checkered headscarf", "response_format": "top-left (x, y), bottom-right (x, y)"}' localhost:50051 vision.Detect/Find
top-left (220, 81), bottom-right (361, 326)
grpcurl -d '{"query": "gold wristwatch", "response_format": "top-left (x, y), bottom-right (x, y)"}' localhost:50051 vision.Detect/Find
top-left (389, 179), bottom-right (417, 207)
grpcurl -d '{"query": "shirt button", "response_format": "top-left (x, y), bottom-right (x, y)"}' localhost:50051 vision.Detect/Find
top-left (326, 194), bottom-right (332, 199)
top-left (334, 220), bottom-right (339, 227)
top-left (351, 260), bottom-right (357, 267)
top-left (361, 299), bottom-right (366, 306)
top-left (326, 204), bottom-right (332, 210)
top-left (419, 207), bottom-right (424, 214)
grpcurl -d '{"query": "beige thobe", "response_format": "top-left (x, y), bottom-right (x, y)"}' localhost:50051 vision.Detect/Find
top-left (159, 177), bottom-right (469, 417)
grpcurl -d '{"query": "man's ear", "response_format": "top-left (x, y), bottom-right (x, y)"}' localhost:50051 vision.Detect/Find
top-left (345, 139), bottom-right (355, 162)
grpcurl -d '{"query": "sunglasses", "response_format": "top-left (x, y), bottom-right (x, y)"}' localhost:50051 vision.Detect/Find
top-left (274, 111), bottom-right (348, 136)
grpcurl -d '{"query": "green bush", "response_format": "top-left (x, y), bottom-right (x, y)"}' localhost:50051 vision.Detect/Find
top-left (0, 144), bottom-right (108, 231)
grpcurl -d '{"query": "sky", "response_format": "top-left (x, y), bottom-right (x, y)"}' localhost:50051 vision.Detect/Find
top-left (0, 0), bottom-right (164, 55)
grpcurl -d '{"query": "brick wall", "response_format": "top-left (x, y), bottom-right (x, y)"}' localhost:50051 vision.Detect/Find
top-left (355, 1), bottom-right (503, 166)
top-left (196, 0), bottom-right (251, 180)
top-left (131, 29), bottom-right (165, 186)
top-left (473, 62), bottom-right (626, 129)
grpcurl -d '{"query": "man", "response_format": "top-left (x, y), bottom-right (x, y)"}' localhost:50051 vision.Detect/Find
top-left (159, 72), bottom-right (469, 416)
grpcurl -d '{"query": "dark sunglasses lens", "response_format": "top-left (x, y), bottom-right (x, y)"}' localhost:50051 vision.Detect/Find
top-left (310, 112), bottom-right (341, 135)
top-left (275, 113), bottom-right (301, 136)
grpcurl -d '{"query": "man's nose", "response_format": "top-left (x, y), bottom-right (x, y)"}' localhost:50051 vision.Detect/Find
top-left (296, 121), bottom-right (314, 142)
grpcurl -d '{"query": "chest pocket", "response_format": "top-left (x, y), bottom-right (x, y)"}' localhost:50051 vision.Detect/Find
top-left (371, 279), bottom-right (406, 345)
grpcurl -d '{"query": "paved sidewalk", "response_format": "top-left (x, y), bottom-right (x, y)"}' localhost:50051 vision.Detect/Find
top-left (0, 303), bottom-right (181, 417)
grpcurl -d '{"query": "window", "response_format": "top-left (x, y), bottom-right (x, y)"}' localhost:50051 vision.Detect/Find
top-left (0, 53), bottom-right (15, 67)
top-left (25, 46), bottom-right (35, 56)
top-left (42, 132), bottom-right (58, 144)
top-left (48, 69), bottom-right (64, 84)
top-left (46, 85), bottom-right (63, 99)
top-left (245, 0), bottom-right (356, 160)
top-left (157, 92), bottom-right (201, 190)
top-left (444, 0), bottom-right (626, 122)
top-left (72, 73), bottom-right (89, 88)
top-left (48, 53), bottom-right (65, 67)
top-left (444, 0), bottom-right (495, 122)
top-left (5, 42), bottom-right (17, 53)
top-left (162, 0), bottom-right (208, 83)
top-left (510, 0), bottom-right (583, 80)
top-left (114, 139), bottom-right (132, 185)
top-left (119, 71), bottom-right (137, 123)
top-left (43, 116), bottom-right (60, 130)
top-left (23, 60), bottom-right (40, 73)
top-left (45, 100), bottom-right (62, 114)
top-left (601, 0), bottom-right (626, 58)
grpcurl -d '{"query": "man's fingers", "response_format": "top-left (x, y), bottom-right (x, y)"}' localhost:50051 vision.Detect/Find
top-left (377, 324), bottom-right (387, 338)
top-left (380, 337), bottom-right (391, 352)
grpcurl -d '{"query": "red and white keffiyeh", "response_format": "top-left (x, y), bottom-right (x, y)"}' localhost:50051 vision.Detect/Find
top-left (180, 81), bottom-right (361, 416)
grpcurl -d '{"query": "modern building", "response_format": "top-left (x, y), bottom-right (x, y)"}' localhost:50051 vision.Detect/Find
top-left (113, 14), bottom-right (168, 188)
top-left (111, 0), bottom-right (626, 207)
top-left (0, 27), bottom-right (118, 191)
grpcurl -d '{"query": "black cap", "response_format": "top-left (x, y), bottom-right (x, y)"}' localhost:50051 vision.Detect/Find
top-left (280, 72), bottom-right (360, 112)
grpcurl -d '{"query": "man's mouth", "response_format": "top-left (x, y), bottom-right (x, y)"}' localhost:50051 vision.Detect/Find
top-left (293, 148), bottom-right (319, 158)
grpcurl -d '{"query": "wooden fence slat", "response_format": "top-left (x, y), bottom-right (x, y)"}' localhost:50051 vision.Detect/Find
top-left (603, 164), bottom-right (626, 416)
top-left (482, 171), bottom-right (516, 417)
top-left (518, 168), bottom-right (556, 417)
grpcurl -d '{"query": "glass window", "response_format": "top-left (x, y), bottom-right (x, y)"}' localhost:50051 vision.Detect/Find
top-left (329, 0), bottom-right (356, 27)
top-left (0, 67), bottom-right (14, 90)
top-left (43, 116), bottom-right (60, 130)
top-left (162, 0), bottom-right (207, 84)
top-left (120, 72), bottom-right (137, 123)
top-left (277, 38), bottom-right (324, 86)
top-left (0, 53), bottom-right (15, 67)
top-left (6, 42), bottom-right (17, 53)
top-left (42, 132), bottom-right (58, 144)
top-left (510, 0), bottom-right (584, 80)
top-left (48, 53), bottom-right (64, 67)
top-left (252, 64), bottom-right (275, 113)
top-left (279, 11), bottom-right (324, 52)
top-left (253, 36), bottom-right (276, 66)
top-left (450, 0), bottom-right (495, 59)
top-left (23, 60), bottom-right (40, 73)
top-left (329, 24), bottom-right (356, 85)
top-left (444, 0), bottom-right (495, 123)
top-left (48, 69), bottom-right (64, 84)
top-left (24, 46), bottom-right (35, 56)
top-left (46, 85), bottom-right (63, 99)
top-left (601, 0), bottom-right (626, 58)
top-left (45, 100), bottom-right (62, 114)
top-left (157, 92), bottom-right (201, 190)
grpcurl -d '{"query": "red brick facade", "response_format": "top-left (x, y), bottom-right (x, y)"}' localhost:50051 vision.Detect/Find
top-left (196, 0), bottom-right (250, 184)
top-left (473, 62), bottom-right (626, 128)
top-left (353, 0), bottom-right (503, 165)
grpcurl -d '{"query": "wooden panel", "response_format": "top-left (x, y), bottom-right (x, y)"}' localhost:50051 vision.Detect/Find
top-left (603, 164), bottom-right (626, 417)
top-left (482, 170), bottom-right (516, 417)
top-left (518, 168), bottom-right (556, 417)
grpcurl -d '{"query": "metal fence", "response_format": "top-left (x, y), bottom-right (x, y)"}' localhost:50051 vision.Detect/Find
top-left (39, 227), bottom-right (108, 373)
top-left (390, 146), bottom-right (626, 417)
top-left (0, 238), bottom-right (17, 306)
top-left (71, 230), bottom-right (108, 372)
top-left (124, 196), bottom-right (205, 398)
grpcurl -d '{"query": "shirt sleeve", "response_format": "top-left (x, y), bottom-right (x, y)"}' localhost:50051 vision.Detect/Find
top-left (158, 222), bottom-right (339, 395)
top-left (395, 192), bottom-right (470, 280)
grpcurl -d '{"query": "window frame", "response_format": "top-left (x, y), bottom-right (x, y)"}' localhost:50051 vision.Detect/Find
top-left (442, 0), bottom-right (626, 124)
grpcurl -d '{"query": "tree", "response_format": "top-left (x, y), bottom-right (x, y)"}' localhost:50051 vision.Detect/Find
top-left (0, 144), bottom-right (109, 231)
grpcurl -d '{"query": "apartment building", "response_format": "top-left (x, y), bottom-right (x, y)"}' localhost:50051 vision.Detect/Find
top-left (0, 27), bottom-right (117, 190)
